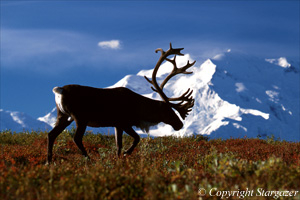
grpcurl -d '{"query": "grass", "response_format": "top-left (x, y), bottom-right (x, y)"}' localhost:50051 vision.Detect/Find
top-left (0, 130), bottom-right (299, 199)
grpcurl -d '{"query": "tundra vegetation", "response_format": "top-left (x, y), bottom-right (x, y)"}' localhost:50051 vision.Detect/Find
top-left (0, 130), bottom-right (299, 199)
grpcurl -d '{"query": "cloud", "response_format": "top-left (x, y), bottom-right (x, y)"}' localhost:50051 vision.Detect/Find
top-left (98, 40), bottom-right (121, 49)
top-left (1, 29), bottom-right (141, 73)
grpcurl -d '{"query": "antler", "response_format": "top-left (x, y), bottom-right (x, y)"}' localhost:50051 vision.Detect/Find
top-left (144, 43), bottom-right (196, 119)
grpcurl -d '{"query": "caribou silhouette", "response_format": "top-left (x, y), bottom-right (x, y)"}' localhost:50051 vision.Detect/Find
top-left (47, 43), bottom-right (195, 163)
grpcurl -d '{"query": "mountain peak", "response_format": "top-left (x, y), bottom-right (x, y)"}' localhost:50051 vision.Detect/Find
top-left (37, 107), bottom-right (57, 127)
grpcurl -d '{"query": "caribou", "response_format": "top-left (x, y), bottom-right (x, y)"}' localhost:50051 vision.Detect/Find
top-left (47, 43), bottom-right (195, 163)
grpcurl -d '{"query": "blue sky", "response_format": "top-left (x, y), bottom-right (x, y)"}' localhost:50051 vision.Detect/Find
top-left (1, 1), bottom-right (299, 118)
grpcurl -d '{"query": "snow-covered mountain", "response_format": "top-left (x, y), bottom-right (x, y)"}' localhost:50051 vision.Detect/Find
top-left (0, 109), bottom-right (52, 132)
top-left (106, 50), bottom-right (299, 141)
top-left (2, 50), bottom-right (299, 141)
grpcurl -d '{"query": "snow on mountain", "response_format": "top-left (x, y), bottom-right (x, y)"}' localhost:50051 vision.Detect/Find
top-left (3, 50), bottom-right (299, 141)
top-left (208, 51), bottom-right (299, 141)
top-left (265, 57), bottom-right (291, 68)
top-left (0, 109), bottom-right (52, 132)
top-left (37, 107), bottom-right (57, 127)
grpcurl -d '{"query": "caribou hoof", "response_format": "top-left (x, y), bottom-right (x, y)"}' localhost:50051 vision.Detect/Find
top-left (123, 151), bottom-right (132, 157)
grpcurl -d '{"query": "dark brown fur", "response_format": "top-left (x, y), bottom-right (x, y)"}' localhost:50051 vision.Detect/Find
top-left (47, 84), bottom-right (182, 163)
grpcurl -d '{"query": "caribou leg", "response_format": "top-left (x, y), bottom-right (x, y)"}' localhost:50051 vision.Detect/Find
top-left (47, 115), bottom-right (72, 164)
top-left (123, 127), bottom-right (140, 155)
top-left (73, 121), bottom-right (89, 159)
top-left (115, 127), bottom-right (123, 157)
